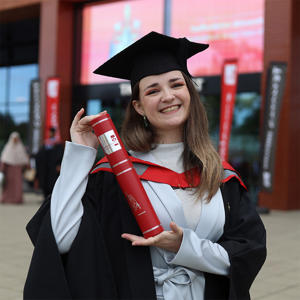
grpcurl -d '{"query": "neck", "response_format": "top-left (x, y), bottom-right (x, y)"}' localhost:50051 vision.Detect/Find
top-left (154, 128), bottom-right (183, 144)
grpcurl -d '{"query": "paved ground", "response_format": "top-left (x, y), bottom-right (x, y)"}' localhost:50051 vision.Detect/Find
top-left (0, 191), bottom-right (300, 300)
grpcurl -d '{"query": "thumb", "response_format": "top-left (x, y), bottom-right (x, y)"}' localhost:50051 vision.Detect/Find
top-left (170, 222), bottom-right (182, 234)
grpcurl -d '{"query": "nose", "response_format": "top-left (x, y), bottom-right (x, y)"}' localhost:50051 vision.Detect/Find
top-left (161, 88), bottom-right (175, 102)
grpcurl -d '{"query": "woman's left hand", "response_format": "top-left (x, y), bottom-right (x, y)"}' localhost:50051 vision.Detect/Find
top-left (121, 222), bottom-right (183, 253)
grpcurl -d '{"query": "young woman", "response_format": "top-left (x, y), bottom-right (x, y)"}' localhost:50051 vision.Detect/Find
top-left (24, 32), bottom-right (266, 300)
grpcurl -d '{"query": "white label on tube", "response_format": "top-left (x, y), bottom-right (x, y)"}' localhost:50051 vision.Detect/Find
top-left (98, 129), bottom-right (121, 154)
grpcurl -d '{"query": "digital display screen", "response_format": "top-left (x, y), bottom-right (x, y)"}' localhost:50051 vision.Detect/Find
top-left (171, 0), bottom-right (264, 76)
top-left (80, 0), bottom-right (164, 85)
top-left (80, 0), bottom-right (264, 84)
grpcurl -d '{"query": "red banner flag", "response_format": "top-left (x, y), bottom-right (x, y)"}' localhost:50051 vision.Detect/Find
top-left (219, 59), bottom-right (238, 161)
top-left (44, 77), bottom-right (61, 144)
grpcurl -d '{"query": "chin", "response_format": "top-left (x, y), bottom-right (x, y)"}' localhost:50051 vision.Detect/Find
top-left (167, 116), bottom-right (187, 126)
top-left (160, 121), bottom-right (185, 131)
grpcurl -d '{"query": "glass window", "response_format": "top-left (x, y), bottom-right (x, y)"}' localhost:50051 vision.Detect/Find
top-left (8, 64), bottom-right (38, 124)
top-left (87, 99), bottom-right (102, 115)
top-left (0, 67), bottom-right (7, 106)
top-left (89, 97), bottom-right (128, 160)
top-left (229, 92), bottom-right (261, 202)
top-left (202, 91), bottom-right (261, 204)
top-left (0, 63), bottom-right (38, 148)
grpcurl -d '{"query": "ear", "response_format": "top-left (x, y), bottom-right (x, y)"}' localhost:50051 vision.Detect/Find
top-left (132, 100), bottom-right (145, 116)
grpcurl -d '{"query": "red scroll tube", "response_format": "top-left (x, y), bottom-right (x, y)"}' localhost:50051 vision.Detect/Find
top-left (90, 112), bottom-right (163, 238)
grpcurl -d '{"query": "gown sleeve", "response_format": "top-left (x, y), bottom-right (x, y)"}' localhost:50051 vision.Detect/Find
top-left (23, 169), bottom-right (119, 299)
top-left (50, 141), bottom-right (97, 253)
top-left (167, 228), bottom-right (230, 275)
top-left (205, 178), bottom-right (267, 300)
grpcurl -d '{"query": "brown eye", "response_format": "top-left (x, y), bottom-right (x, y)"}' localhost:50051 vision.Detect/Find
top-left (146, 89), bottom-right (158, 95)
top-left (172, 82), bottom-right (184, 88)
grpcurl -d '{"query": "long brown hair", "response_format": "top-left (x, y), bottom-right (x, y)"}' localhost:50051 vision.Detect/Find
top-left (121, 72), bottom-right (223, 201)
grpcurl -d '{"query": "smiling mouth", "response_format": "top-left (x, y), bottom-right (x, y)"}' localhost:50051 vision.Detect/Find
top-left (160, 105), bottom-right (181, 113)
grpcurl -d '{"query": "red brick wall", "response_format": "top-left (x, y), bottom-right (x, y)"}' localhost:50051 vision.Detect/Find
top-left (259, 0), bottom-right (300, 209)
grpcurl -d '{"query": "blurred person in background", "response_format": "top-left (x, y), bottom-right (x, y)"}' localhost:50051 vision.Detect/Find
top-left (35, 127), bottom-right (64, 201)
top-left (0, 131), bottom-right (29, 204)
top-left (24, 32), bottom-right (266, 300)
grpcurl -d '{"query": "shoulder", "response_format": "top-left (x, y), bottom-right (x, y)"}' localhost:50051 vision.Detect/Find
top-left (88, 166), bottom-right (116, 185)
top-left (220, 163), bottom-right (254, 219)
top-left (90, 156), bottom-right (112, 174)
top-left (84, 167), bottom-right (121, 210)
top-left (90, 153), bottom-right (158, 175)
top-left (222, 161), bottom-right (247, 190)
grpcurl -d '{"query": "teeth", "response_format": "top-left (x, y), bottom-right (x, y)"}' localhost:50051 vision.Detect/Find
top-left (161, 105), bottom-right (180, 113)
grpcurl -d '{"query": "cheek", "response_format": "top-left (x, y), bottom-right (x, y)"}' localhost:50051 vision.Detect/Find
top-left (182, 99), bottom-right (191, 120)
top-left (183, 94), bottom-right (191, 110)
top-left (141, 100), bottom-right (157, 115)
top-left (187, 98), bottom-right (191, 110)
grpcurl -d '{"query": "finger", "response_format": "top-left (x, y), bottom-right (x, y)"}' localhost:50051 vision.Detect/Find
top-left (170, 222), bottom-right (182, 234)
top-left (121, 233), bottom-right (145, 243)
top-left (71, 108), bottom-right (84, 130)
top-left (78, 110), bottom-right (107, 126)
top-left (78, 115), bottom-right (95, 126)
top-left (72, 108), bottom-right (84, 125)
top-left (99, 110), bottom-right (107, 115)
top-left (88, 110), bottom-right (107, 119)
top-left (121, 233), bottom-right (157, 246)
top-left (132, 236), bottom-right (157, 246)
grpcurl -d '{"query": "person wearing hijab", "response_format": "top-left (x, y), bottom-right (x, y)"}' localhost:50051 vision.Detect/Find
top-left (0, 132), bottom-right (29, 204)
top-left (24, 32), bottom-right (266, 300)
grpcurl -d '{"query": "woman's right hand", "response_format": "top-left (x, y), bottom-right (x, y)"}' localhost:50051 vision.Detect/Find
top-left (70, 108), bottom-right (106, 149)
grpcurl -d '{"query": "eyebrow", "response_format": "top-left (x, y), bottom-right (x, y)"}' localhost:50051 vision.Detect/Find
top-left (143, 77), bottom-right (183, 91)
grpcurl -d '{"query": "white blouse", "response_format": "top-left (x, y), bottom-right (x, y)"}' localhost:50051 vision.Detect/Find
top-left (148, 143), bottom-right (202, 230)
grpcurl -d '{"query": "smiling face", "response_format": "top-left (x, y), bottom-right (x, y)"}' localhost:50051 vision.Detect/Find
top-left (132, 70), bottom-right (191, 143)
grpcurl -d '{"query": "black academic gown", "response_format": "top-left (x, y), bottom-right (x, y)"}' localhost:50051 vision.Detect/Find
top-left (35, 143), bottom-right (64, 198)
top-left (24, 169), bottom-right (266, 300)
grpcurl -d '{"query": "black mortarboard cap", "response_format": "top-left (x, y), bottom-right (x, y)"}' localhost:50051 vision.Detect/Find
top-left (93, 31), bottom-right (209, 88)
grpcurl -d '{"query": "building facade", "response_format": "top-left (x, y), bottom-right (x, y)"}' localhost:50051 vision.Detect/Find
top-left (0, 0), bottom-right (299, 210)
